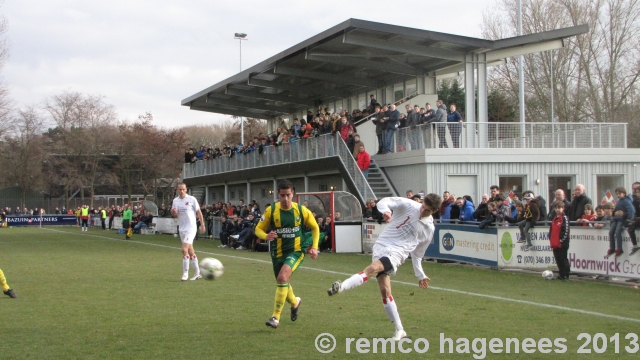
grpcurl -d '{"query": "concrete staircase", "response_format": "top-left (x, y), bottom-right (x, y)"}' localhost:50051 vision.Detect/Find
top-left (190, 186), bottom-right (206, 204)
top-left (367, 159), bottom-right (397, 199)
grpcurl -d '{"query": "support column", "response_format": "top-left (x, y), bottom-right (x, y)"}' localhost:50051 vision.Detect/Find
top-left (464, 54), bottom-right (476, 148)
top-left (424, 73), bottom-right (437, 95)
top-left (477, 52), bottom-right (488, 148)
top-left (224, 183), bottom-right (229, 203)
top-left (246, 182), bottom-right (252, 204)
top-left (205, 186), bottom-right (209, 205)
top-left (304, 175), bottom-right (309, 193)
top-left (273, 178), bottom-right (278, 202)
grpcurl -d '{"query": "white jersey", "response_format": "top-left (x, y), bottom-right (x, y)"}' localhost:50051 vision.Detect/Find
top-left (375, 197), bottom-right (435, 280)
top-left (172, 194), bottom-right (200, 233)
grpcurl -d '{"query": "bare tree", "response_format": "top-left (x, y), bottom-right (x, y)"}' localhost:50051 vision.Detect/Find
top-left (482, 0), bottom-right (640, 147)
top-left (1, 106), bottom-right (47, 208)
top-left (0, 2), bottom-right (13, 138)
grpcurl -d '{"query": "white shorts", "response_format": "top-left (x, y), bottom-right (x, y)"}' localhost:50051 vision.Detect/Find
top-left (179, 230), bottom-right (197, 245)
top-left (372, 243), bottom-right (407, 276)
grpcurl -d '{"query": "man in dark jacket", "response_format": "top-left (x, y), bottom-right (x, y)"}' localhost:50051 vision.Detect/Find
top-left (547, 189), bottom-right (571, 220)
top-left (383, 104), bottom-right (400, 153)
top-left (372, 106), bottom-right (386, 154)
top-left (407, 104), bottom-right (422, 150)
top-left (567, 184), bottom-right (592, 221)
top-left (519, 192), bottom-right (541, 252)
top-left (430, 100), bottom-right (448, 148)
top-left (218, 215), bottom-right (237, 248)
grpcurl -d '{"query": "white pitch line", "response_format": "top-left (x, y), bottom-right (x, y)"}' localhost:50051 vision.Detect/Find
top-left (42, 228), bottom-right (640, 324)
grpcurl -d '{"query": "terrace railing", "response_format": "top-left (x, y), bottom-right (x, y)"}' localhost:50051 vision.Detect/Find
top-left (182, 134), bottom-right (376, 202)
top-left (389, 122), bottom-right (627, 152)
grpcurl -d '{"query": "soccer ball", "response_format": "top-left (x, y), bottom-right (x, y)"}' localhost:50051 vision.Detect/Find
top-left (542, 270), bottom-right (554, 280)
top-left (200, 257), bottom-right (224, 280)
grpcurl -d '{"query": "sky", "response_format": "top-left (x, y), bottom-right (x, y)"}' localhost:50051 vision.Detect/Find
top-left (3, 0), bottom-right (497, 129)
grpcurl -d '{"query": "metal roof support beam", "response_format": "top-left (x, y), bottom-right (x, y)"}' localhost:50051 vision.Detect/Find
top-left (343, 33), bottom-right (466, 62)
top-left (477, 53), bottom-right (488, 148)
top-left (225, 88), bottom-right (316, 107)
top-left (485, 39), bottom-right (564, 62)
top-left (274, 65), bottom-right (382, 88)
top-left (465, 54), bottom-right (476, 148)
top-left (247, 78), bottom-right (351, 98)
top-left (190, 105), bottom-right (273, 120)
top-left (436, 59), bottom-right (505, 77)
top-left (205, 95), bottom-right (295, 113)
top-left (306, 53), bottom-right (419, 76)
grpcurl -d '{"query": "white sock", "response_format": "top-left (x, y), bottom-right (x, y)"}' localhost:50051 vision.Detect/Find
top-left (183, 255), bottom-right (189, 273)
top-left (191, 255), bottom-right (200, 275)
top-left (382, 296), bottom-right (403, 331)
top-left (341, 272), bottom-right (368, 292)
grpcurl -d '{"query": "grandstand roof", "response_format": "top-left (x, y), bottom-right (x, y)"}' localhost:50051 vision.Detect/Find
top-left (182, 18), bottom-right (588, 119)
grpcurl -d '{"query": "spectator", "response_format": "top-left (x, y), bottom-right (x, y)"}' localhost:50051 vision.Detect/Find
top-left (407, 104), bottom-right (422, 150)
top-left (627, 182), bottom-right (640, 255)
top-left (372, 106), bottom-right (386, 154)
top-left (449, 196), bottom-right (460, 223)
top-left (593, 205), bottom-right (609, 229)
top-left (368, 94), bottom-right (379, 112)
top-left (473, 194), bottom-right (490, 222)
top-left (218, 215), bottom-right (237, 248)
top-left (365, 199), bottom-right (381, 221)
top-left (133, 211), bottom-right (153, 233)
top-left (606, 187), bottom-right (635, 257)
top-left (321, 214), bottom-right (333, 252)
top-left (456, 197), bottom-right (476, 223)
top-left (479, 202), bottom-right (499, 229)
top-left (447, 104), bottom-right (463, 148)
top-left (548, 201), bottom-right (571, 280)
top-left (567, 184), bottom-right (592, 221)
top-left (356, 144), bottom-right (371, 180)
top-left (351, 134), bottom-right (364, 158)
top-left (506, 201), bottom-right (526, 224)
top-left (406, 190), bottom-right (414, 199)
top-left (432, 100), bottom-right (448, 148)
top-left (576, 204), bottom-right (596, 226)
top-left (519, 192), bottom-right (540, 252)
top-left (338, 116), bottom-right (353, 142)
top-left (384, 104), bottom-right (400, 153)
top-left (547, 189), bottom-right (571, 220)
top-left (334, 211), bottom-right (342, 222)
top-left (440, 191), bottom-right (453, 222)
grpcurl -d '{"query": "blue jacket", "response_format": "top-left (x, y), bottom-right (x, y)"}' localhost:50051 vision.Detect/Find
top-left (386, 109), bottom-right (400, 130)
top-left (458, 200), bottom-right (477, 222)
top-left (441, 202), bottom-right (453, 223)
top-left (612, 196), bottom-right (635, 223)
top-left (447, 111), bottom-right (462, 123)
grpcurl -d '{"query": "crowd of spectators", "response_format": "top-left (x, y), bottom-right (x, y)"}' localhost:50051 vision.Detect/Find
top-left (207, 198), bottom-right (335, 252)
top-left (362, 181), bottom-right (640, 255)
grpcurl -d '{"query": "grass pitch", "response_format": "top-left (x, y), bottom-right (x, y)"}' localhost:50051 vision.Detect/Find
top-left (1, 227), bottom-right (639, 359)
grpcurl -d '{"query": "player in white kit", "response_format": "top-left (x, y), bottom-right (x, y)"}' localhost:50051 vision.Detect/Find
top-left (327, 194), bottom-right (442, 340)
top-left (171, 183), bottom-right (206, 281)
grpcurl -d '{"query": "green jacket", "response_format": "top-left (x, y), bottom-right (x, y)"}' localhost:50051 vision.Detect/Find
top-left (122, 209), bottom-right (133, 221)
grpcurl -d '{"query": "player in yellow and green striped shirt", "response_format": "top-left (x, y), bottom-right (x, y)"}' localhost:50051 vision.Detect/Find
top-left (255, 180), bottom-right (319, 329)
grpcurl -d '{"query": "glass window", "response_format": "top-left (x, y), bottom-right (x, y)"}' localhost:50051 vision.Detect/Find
top-left (394, 82), bottom-right (404, 102)
top-left (406, 79), bottom-right (417, 96)
top-left (230, 191), bottom-right (235, 199)
top-left (358, 94), bottom-right (366, 110)
top-left (548, 176), bottom-right (573, 203)
top-left (596, 175), bottom-right (624, 205)
top-left (335, 99), bottom-right (343, 114)
top-left (499, 176), bottom-right (526, 200)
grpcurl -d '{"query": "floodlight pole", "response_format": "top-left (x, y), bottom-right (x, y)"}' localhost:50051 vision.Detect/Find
top-left (234, 33), bottom-right (248, 145)
top-left (517, 0), bottom-right (526, 144)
